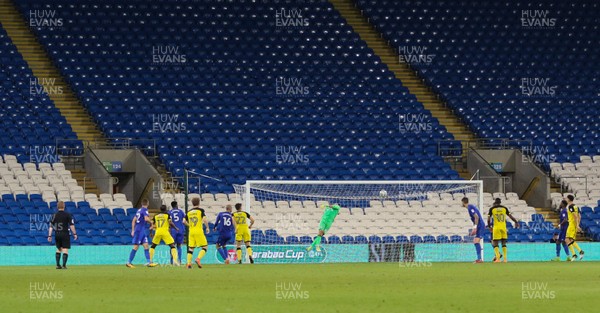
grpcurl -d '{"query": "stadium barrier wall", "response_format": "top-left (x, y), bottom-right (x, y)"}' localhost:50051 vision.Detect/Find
top-left (370, 242), bottom-right (600, 262)
top-left (0, 243), bottom-right (597, 266)
top-left (0, 244), bottom-right (368, 266)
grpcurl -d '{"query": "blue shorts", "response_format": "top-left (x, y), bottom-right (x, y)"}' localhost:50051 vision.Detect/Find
top-left (170, 230), bottom-right (185, 244)
top-left (132, 229), bottom-right (149, 245)
top-left (474, 226), bottom-right (485, 239)
top-left (557, 227), bottom-right (568, 241)
top-left (216, 233), bottom-right (232, 246)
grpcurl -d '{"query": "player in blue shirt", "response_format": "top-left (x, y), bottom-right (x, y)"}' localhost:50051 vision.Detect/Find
top-left (462, 197), bottom-right (486, 263)
top-left (168, 201), bottom-right (186, 265)
top-left (214, 204), bottom-right (236, 264)
top-left (126, 199), bottom-right (152, 268)
top-left (551, 200), bottom-right (570, 261)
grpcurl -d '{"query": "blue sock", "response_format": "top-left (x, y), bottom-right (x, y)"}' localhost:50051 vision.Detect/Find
top-left (562, 242), bottom-right (570, 256)
top-left (177, 246), bottom-right (182, 263)
top-left (223, 247), bottom-right (229, 259)
top-left (128, 249), bottom-right (137, 264)
top-left (474, 243), bottom-right (482, 260)
top-left (144, 249), bottom-right (150, 262)
top-left (219, 247), bottom-right (228, 260)
top-left (555, 243), bottom-right (561, 257)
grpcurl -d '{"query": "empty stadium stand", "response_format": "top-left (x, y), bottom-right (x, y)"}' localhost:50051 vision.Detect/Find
top-left (14, 0), bottom-right (461, 195)
top-left (0, 0), bottom-right (593, 246)
top-left (356, 0), bottom-right (600, 169)
top-left (0, 155), bottom-right (140, 245)
top-left (0, 26), bottom-right (80, 158)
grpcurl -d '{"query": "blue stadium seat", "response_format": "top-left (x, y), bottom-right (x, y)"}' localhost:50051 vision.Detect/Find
top-left (382, 235), bottom-right (395, 243)
top-left (396, 235), bottom-right (409, 243)
top-left (354, 235), bottom-right (368, 244)
top-left (341, 235), bottom-right (355, 244)
top-left (368, 235), bottom-right (382, 244)
top-left (328, 235), bottom-right (342, 244)
top-left (423, 235), bottom-right (436, 243)
top-left (449, 235), bottom-right (463, 243)
top-left (286, 236), bottom-right (300, 244)
top-left (299, 236), bottom-right (313, 245)
top-left (436, 235), bottom-right (450, 243)
top-left (410, 235), bottom-right (423, 244)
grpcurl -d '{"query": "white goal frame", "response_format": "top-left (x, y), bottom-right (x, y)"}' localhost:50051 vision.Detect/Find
top-left (241, 180), bottom-right (484, 213)
top-left (235, 180), bottom-right (485, 262)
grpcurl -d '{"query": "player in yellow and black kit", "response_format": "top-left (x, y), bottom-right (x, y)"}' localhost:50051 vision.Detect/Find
top-left (565, 195), bottom-right (584, 260)
top-left (233, 203), bottom-right (255, 264)
top-left (487, 198), bottom-right (519, 263)
top-left (149, 205), bottom-right (180, 266)
top-left (184, 197), bottom-right (210, 269)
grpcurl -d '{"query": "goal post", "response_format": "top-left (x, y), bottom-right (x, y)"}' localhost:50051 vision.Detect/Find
top-left (232, 180), bottom-right (484, 264)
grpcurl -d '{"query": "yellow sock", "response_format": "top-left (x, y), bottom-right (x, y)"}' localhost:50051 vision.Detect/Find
top-left (149, 248), bottom-right (155, 262)
top-left (572, 242), bottom-right (582, 253)
top-left (568, 244), bottom-right (576, 256)
top-left (502, 246), bottom-right (507, 260)
top-left (198, 248), bottom-right (206, 260)
top-left (171, 248), bottom-right (178, 263)
top-left (236, 248), bottom-right (242, 261)
top-left (187, 251), bottom-right (193, 265)
top-left (493, 247), bottom-right (500, 259)
top-left (247, 246), bottom-right (253, 257)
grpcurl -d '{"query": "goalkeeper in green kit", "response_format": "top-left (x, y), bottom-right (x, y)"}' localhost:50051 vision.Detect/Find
top-left (307, 203), bottom-right (341, 252)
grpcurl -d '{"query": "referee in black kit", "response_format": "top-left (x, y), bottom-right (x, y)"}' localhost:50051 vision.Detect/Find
top-left (47, 201), bottom-right (78, 269)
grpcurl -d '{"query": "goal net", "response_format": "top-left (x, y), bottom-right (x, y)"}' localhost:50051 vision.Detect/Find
top-left (232, 180), bottom-right (484, 264)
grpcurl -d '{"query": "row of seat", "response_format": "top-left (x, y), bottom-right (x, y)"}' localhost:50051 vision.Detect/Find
top-left (357, 0), bottom-right (600, 170)
top-left (14, 0), bottom-right (461, 193)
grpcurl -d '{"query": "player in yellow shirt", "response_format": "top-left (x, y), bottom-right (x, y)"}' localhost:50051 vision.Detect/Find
top-left (183, 197), bottom-right (210, 269)
top-left (487, 198), bottom-right (519, 263)
top-left (565, 195), bottom-right (584, 260)
top-left (148, 205), bottom-right (179, 266)
top-left (233, 203), bottom-right (255, 264)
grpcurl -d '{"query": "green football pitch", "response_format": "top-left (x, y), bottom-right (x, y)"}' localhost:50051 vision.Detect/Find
top-left (3, 262), bottom-right (600, 313)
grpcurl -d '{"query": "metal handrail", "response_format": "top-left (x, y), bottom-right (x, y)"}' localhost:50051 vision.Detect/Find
top-left (92, 137), bottom-right (157, 157)
top-left (556, 175), bottom-right (590, 194)
top-left (53, 138), bottom-right (90, 163)
top-left (437, 138), bottom-right (534, 155)
top-left (480, 176), bottom-right (511, 194)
